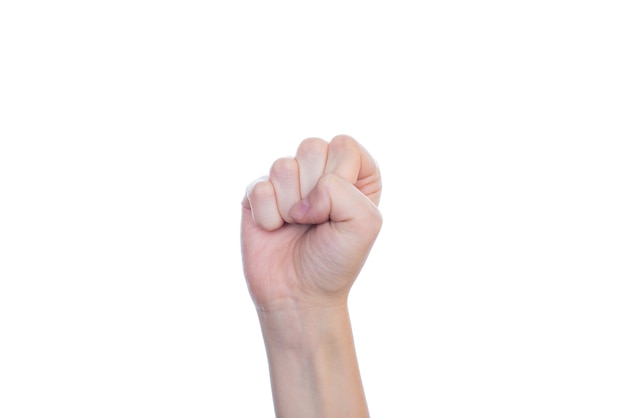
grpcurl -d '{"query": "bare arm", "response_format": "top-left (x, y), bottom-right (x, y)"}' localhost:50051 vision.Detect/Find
top-left (241, 135), bottom-right (382, 417)
top-left (259, 305), bottom-right (367, 417)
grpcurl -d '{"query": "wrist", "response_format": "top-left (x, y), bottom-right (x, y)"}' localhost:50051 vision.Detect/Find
top-left (258, 303), bottom-right (369, 417)
top-left (258, 303), bottom-right (354, 352)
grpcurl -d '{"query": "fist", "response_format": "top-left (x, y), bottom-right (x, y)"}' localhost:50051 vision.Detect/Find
top-left (241, 135), bottom-right (382, 312)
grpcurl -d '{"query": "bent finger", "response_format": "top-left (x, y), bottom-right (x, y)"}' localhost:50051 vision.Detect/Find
top-left (290, 173), bottom-right (382, 239)
top-left (324, 134), bottom-right (382, 205)
top-left (295, 137), bottom-right (328, 198)
top-left (245, 177), bottom-right (284, 231)
top-left (269, 157), bottom-right (301, 224)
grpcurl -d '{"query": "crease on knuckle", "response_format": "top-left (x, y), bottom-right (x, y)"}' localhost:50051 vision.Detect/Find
top-left (270, 157), bottom-right (298, 179)
top-left (297, 137), bottom-right (328, 159)
top-left (249, 181), bottom-right (274, 202)
top-left (330, 134), bottom-right (357, 149)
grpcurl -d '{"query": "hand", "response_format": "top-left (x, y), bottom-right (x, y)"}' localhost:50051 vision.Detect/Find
top-left (241, 135), bottom-right (380, 417)
top-left (241, 135), bottom-right (382, 313)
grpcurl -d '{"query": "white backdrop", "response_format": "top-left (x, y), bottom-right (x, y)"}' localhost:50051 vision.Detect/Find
top-left (1, 1), bottom-right (625, 417)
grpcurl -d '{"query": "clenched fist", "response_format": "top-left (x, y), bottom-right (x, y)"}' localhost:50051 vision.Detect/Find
top-left (241, 135), bottom-right (382, 313)
top-left (241, 135), bottom-right (381, 417)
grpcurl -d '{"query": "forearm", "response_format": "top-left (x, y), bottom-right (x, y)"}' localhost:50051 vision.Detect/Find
top-left (258, 304), bottom-right (369, 418)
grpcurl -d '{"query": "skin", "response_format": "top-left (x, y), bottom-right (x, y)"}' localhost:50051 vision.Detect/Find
top-left (241, 135), bottom-right (382, 418)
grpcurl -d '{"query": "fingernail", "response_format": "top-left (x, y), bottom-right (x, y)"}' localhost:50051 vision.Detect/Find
top-left (290, 198), bottom-right (309, 220)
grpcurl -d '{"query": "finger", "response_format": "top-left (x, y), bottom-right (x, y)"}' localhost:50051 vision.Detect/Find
top-left (269, 157), bottom-right (301, 224)
top-left (290, 173), bottom-right (383, 241)
top-left (245, 176), bottom-right (283, 231)
top-left (324, 135), bottom-right (361, 183)
top-left (324, 134), bottom-right (382, 205)
top-left (295, 137), bottom-right (328, 198)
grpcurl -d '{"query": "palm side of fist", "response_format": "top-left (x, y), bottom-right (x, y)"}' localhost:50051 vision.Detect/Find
top-left (241, 135), bottom-right (382, 312)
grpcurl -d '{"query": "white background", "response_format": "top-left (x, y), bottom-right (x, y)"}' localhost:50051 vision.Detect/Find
top-left (1, 1), bottom-right (625, 417)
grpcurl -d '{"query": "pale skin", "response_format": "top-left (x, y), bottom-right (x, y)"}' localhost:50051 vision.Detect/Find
top-left (241, 135), bottom-right (382, 418)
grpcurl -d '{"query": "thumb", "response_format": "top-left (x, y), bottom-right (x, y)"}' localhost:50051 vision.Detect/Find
top-left (289, 173), bottom-right (383, 238)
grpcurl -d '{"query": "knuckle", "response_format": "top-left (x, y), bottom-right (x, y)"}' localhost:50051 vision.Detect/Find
top-left (248, 180), bottom-right (274, 201)
top-left (329, 134), bottom-right (358, 152)
top-left (270, 157), bottom-right (298, 178)
top-left (297, 137), bottom-right (328, 159)
top-left (361, 205), bottom-right (383, 238)
top-left (258, 216), bottom-right (283, 231)
top-left (317, 172), bottom-right (342, 189)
